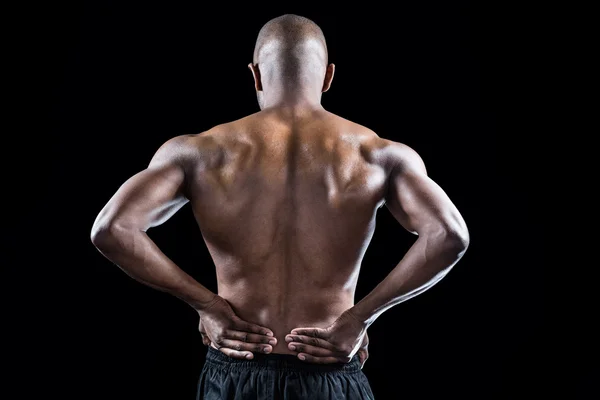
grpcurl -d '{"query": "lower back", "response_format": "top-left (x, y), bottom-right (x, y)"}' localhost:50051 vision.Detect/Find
top-left (218, 273), bottom-right (355, 354)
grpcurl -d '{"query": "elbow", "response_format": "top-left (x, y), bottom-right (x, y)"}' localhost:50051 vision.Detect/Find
top-left (416, 219), bottom-right (470, 276)
top-left (443, 224), bottom-right (470, 258)
top-left (424, 222), bottom-right (469, 263)
top-left (90, 223), bottom-right (113, 249)
top-left (90, 219), bottom-right (127, 250)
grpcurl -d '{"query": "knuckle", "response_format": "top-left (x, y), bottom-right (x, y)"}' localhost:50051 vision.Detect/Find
top-left (214, 336), bottom-right (224, 345)
top-left (235, 343), bottom-right (242, 351)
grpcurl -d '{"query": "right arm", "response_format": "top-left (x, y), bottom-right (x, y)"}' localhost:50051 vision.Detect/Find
top-left (286, 142), bottom-right (469, 364)
top-left (349, 142), bottom-right (470, 326)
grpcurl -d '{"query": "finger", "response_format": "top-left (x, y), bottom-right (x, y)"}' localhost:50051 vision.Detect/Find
top-left (235, 319), bottom-right (274, 337)
top-left (287, 342), bottom-right (340, 357)
top-left (290, 327), bottom-right (328, 339)
top-left (358, 349), bottom-right (368, 369)
top-left (219, 347), bottom-right (256, 360)
top-left (297, 353), bottom-right (345, 364)
top-left (226, 330), bottom-right (277, 346)
top-left (285, 334), bottom-right (334, 350)
top-left (218, 338), bottom-right (273, 354)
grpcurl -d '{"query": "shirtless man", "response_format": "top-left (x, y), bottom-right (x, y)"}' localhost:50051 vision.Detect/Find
top-left (91, 14), bottom-right (469, 400)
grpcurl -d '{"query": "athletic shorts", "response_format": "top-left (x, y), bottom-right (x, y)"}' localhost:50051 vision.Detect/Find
top-left (197, 346), bottom-right (375, 399)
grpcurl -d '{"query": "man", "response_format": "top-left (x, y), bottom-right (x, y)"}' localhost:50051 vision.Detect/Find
top-left (91, 14), bottom-right (469, 400)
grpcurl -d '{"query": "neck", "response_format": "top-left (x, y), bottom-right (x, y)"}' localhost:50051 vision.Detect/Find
top-left (259, 82), bottom-right (324, 112)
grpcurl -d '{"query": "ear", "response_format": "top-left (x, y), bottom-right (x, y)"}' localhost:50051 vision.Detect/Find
top-left (322, 63), bottom-right (335, 92)
top-left (248, 63), bottom-right (263, 91)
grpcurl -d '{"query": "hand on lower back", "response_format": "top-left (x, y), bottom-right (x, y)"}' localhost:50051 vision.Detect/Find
top-left (357, 331), bottom-right (369, 369)
top-left (286, 309), bottom-right (369, 366)
top-left (198, 295), bottom-right (277, 359)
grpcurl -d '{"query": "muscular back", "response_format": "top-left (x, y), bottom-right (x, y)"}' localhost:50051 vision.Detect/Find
top-left (185, 109), bottom-right (390, 354)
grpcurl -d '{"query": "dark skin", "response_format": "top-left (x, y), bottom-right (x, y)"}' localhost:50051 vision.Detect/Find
top-left (91, 30), bottom-right (469, 368)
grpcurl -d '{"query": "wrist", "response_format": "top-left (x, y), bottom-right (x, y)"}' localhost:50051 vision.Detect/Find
top-left (191, 293), bottom-right (219, 314)
top-left (347, 304), bottom-right (373, 328)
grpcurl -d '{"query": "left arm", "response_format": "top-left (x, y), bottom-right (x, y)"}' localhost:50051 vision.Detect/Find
top-left (91, 135), bottom-right (277, 359)
top-left (90, 135), bottom-right (216, 310)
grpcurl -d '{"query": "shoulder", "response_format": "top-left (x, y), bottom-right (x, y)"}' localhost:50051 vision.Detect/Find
top-left (149, 127), bottom-right (224, 167)
top-left (153, 118), bottom-right (245, 153)
top-left (377, 139), bottom-right (425, 173)
top-left (347, 127), bottom-right (426, 176)
top-left (149, 121), bottom-right (244, 170)
top-left (149, 134), bottom-right (200, 167)
top-left (316, 112), bottom-right (426, 173)
top-left (327, 113), bottom-right (382, 149)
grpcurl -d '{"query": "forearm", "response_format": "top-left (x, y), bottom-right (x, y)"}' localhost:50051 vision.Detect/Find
top-left (350, 230), bottom-right (468, 327)
top-left (91, 225), bottom-right (217, 311)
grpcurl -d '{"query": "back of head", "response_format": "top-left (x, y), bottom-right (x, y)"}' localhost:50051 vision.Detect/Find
top-left (253, 14), bottom-right (328, 88)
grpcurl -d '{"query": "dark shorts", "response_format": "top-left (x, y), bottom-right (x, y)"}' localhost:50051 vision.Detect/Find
top-left (197, 347), bottom-right (375, 400)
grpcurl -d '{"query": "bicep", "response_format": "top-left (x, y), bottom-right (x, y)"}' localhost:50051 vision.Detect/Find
top-left (384, 147), bottom-right (466, 236)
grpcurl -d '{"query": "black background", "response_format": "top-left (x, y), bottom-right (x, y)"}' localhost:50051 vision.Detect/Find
top-left (23, 2), bottom-right (558, 399)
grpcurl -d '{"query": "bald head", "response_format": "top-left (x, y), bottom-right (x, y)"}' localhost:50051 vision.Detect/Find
top-left (253, 14), bottom-right (328, 66)
top-left (249, 14), bottom-right (334, 107)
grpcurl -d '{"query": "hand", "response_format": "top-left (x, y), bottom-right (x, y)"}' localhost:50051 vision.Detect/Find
top-left (357, 331), bottom-right (369, 369)
top-left (198, 295), bottom-right (277, 360)
top-left (198, 318), bottom-right (212, 347)
top-left (285, 309), bottom-right (368, 365)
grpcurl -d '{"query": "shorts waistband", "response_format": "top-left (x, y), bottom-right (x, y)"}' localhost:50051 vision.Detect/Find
top-left (204, 346), bottom-right (362, 373)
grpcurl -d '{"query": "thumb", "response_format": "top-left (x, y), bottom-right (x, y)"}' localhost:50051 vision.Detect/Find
top-left (200, 333), bottom-right (211, 346)
top-left (358, 348), bottom-right (368, 369)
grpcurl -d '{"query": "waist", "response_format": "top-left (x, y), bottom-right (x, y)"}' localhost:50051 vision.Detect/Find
top-left (204, 346), bottom-right (362, 373)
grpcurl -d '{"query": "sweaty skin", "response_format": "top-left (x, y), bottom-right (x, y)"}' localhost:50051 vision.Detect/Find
top-left (91, 14), bottom-right (469, 362)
